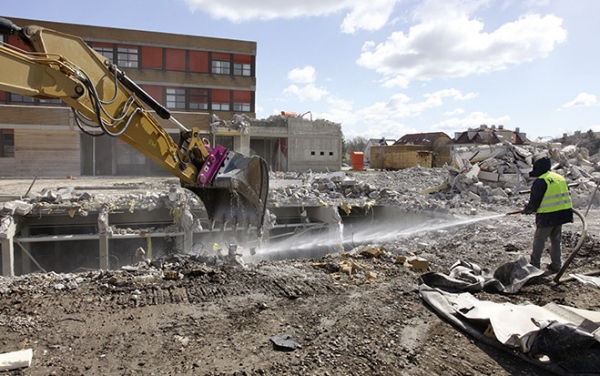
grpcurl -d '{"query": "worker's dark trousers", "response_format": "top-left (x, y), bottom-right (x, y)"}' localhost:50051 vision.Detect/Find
top-left (530, 225), bottom-right (562, 270)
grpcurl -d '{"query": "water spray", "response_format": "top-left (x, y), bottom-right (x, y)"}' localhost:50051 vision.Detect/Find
top-left (249, 211), bottom-right (511, 262)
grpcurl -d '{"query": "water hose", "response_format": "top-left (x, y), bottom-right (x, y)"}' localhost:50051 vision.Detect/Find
top-left (506, 210), bottom-right (524, 216)
top-left (553, 208), bottom-right (587, 283)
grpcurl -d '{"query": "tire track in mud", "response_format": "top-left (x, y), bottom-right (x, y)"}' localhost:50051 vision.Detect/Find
top-left (112, 271), bottom-right (340, 308)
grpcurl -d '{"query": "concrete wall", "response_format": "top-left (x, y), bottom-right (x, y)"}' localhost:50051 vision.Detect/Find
top-left (249, 116), bottom-right (342, 172)
top-left (370, 145), bottom-right (431, 170)
top-left (0, 106), bottom-right (80, 177)
top-left (287, 118), bottom-right (342, 172)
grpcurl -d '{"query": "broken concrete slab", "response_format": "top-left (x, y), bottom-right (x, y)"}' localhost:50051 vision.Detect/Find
top-left (0, 348), bottom-right (32, 371)
top-left (270, 334), bottom-right (302, 351)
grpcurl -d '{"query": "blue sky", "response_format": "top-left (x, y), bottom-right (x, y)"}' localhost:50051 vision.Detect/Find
top-left (3, 0), bottom-right (600, 142)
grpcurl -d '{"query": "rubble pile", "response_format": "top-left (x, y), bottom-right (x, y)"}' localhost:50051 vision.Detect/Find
top-left (448, 141), bottom-right (600, 210)
top-left (269, 167), bottom-right (454, 213)
top-left (0, 143), bottom-right (599, 375)
top-left (0, 183), bottom-right (203, 238)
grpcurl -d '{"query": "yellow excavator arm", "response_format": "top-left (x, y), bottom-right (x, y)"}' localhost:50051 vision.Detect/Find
top-left (0, 18), bottom-right (268, 235)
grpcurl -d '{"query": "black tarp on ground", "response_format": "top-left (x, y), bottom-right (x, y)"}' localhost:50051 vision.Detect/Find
top-left (418, 257), bottom-right (600, 375)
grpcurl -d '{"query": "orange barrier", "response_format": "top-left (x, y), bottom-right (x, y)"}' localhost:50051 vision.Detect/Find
top-left (350, 152), bottom-right (364, 170)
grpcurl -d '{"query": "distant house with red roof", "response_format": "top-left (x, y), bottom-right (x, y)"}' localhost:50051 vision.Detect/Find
top-left (453, 125), bottom-right (529, 146)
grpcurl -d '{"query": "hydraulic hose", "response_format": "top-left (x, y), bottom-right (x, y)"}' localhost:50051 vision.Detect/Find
top-left (554, 208), bottom-right (587, 283)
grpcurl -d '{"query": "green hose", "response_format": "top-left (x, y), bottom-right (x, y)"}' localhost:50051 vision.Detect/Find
top-left (553, 208), bottom-right (587, 283)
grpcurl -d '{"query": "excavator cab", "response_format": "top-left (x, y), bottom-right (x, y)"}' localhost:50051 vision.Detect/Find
top-left (0, 18), bottom-right (269, 235)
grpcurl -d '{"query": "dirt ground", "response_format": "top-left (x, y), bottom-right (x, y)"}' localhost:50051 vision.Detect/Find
top-left (0, 170), bottom-right (599, 375)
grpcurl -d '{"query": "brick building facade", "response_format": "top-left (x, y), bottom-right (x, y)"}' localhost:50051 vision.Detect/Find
top-left (0, 17), bottom-right (256, 177)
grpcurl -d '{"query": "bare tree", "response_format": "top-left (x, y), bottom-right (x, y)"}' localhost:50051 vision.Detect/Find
top-left (345, 136), bottom-right (368, 154)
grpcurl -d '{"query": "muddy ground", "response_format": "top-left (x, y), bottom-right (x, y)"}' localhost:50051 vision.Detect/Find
top-left (0, 169), bottom-right (599, 375)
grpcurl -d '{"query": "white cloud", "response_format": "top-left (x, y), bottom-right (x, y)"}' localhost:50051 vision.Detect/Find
top-left (430, 111), bottom-right (510, 132)
top-left (445, 108), bottom-right (465, 116)
top-left (381, 75), bottom-right (410, 88)
top-left (340, 0), bottom-right (398, 34)
top-left (287, 66), bottom-right (316, 84)
top-left (561, 93), bottom-right (598, 109)
top-left (318, 88), bottom-right (475, 138)
top-left (363, 89), bottom-right (476, 118)
top-left (184, 0), bottom-right (398, 33)
top-left (357, 0), bottom-right (567, 86)
top-left (283, 84), bottom-right (329, 102)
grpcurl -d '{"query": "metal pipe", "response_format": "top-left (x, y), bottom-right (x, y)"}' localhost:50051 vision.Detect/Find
top-left (24, 170), bottom-right (39, 197)
top-left (14, 241), bottom-right (47, 273)
top-left (584, 180), bottom-right (600, 217)
top-left (553, 208), bottom-right (587, 283)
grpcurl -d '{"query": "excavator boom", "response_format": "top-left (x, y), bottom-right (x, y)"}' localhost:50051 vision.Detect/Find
top-left (0, 17), bottom-right (268, 235)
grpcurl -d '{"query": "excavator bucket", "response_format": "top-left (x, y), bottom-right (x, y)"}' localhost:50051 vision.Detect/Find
top-left (184, 151), bottom-right (269, 236)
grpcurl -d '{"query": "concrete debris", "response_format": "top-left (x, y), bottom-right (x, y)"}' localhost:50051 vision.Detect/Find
top-left (0, 183), bottom-right (207, 246)
top-left (441, 140), bottom-right (600, 208)
top-left (210, 113), bottom-right (250, 134)
top-left (0, 216), bottom-right (14, 239)
top-left (0, 348), bottom-right (33, 371)
top-left (359, 245), bottom-right (387, 258)
top-left (1, 200), bottom-right (32, 216)
top-left (163, 270), bottom-right (183, 280)
top-left (270, 333), bottom-right (302, 351)
top-left (339, 260), bottom-right (359, 275)
top-left (364, 271), bottom-right (378, 283)
top-left (407, 256), bottom-right (429, 272)
top-left (98, 206), bottom-right (112, 235)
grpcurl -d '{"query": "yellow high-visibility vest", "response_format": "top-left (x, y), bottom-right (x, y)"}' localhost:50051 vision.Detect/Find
top-left (537, 171), bottom-right (572, 213)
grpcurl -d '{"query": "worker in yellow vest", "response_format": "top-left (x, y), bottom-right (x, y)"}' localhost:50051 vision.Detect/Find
top-left (522, 157), bottom-right (573, 272)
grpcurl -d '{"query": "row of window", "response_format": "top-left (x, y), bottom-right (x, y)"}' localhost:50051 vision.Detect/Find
top-left (0, 88), bottom-right (253, 112)
top-left (164, 88), bottom-right (251, 112)
top-left (5, 33), bottom-right (254, 76)
top-left (90, 42), bottom-right (254, 77)
top-left (149, 86), bottom-right (253, 112)
top-left (3, 32), bottom-right (255, 110)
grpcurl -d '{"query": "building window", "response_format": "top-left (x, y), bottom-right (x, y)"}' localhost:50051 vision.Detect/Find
top-left (39, 98), bottom-right (62, 105)
top-left (233, 54), bottom-right (252, 76)
top-left (93, 46), bottom-right (114, 63)
top-left (212, 60), bottom-right (230, 75)
top-left (9, 93), bottom-right (35, 103)
top-left (212, 102), bottom-right (230, 111)
top-left (233, 102), bottom-right (250, 112)
top-left (233, 63), bottom-right (251, 76)
top-left (233, 90), bottom-right (251, 112)
top-left (166, 88), bottom-right (186, 109)
top-left (211, 89), bottom-right (230, 111)
top-left (215, 136), bottom-right (234, 150)
top-left (189, 88), bottom-right (208, 110)
top-left (115, 139), bottom-right (146, 166)
top-left (0, 129), bottom-right (14, 158)
top-left (117, 46), bottom-right (139, 68)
